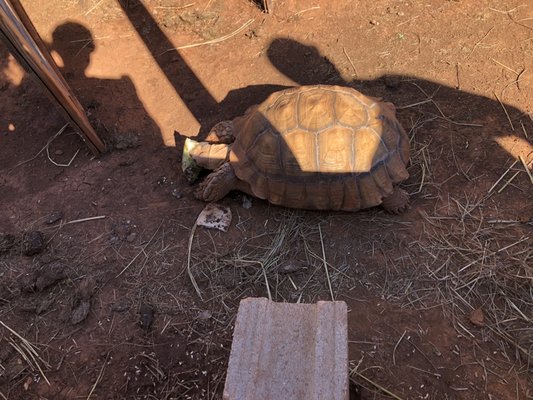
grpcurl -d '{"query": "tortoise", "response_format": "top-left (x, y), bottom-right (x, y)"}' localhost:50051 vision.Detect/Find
top-left (186, 85), bottom-right (410, 213)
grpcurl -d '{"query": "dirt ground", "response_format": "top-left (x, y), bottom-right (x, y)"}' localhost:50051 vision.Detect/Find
top-left (1, 0), bottom-right (532, 399)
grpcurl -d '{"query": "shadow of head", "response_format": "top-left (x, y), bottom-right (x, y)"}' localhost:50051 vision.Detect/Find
top-left (266, 37), bottom-right (532, 167)
top-left (268, 38), bottom-right (345, 86)
top-left (50, 21), bottom-right (94, 75)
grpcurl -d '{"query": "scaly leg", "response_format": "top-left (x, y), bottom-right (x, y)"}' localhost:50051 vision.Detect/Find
top-left (205, 121), bottom-right (235, 144)
top-left (195, 163), bottom-right (239, 202)
top-left (381, 186), bottom-right (409, 214)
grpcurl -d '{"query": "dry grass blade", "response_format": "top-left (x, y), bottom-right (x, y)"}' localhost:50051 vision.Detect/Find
top-left (8, 124), bottom-right (68, 173)
top-left (188, 211), bottom-right (350, 306)
top-left (467, 26), bottom-right (495, 59)
top-left (488, 159), bottom-right (519, 193)
top-left (493, 91), bottom-right (515, 131)
top-left (342, 46), bottom-right (358, 77)
top-left (0, 321), bottom-right (50, 386)
top-left (392, 330), bottom-right (407, 366)
top-left (187, 222), bottom-right (203, 300)
top-left (318, 224), bottom-right (334, 301)
top-left (86, 353), bottom-right (109, 400)
top-left (519, 155), bottom-right (533, 184)
top-left (63, 215), bottom-right (106, 225)
top-left (161, 19), bottom-right (254, 53)
top-left (350, 369), bottom-right (404, 400)
top-left (406, 200), bottom-right (533, 367)
top-left (410, 83), bottom-right (483, 127)
top-left (116, 221), bottom-right (163, 278)
top-left (497, 170), bottom-right (521, 193)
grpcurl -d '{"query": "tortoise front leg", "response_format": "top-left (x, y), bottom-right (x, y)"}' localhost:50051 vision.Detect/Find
top-left (195, 163), bottom-right (240, 202)
top-left (205, 121), bottom-right (235, 144)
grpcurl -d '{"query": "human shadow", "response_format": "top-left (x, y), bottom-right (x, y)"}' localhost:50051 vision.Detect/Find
top-left (265, 38), bottom-right (533, 201)
top-left (48, 21), bottom-right (161, 149)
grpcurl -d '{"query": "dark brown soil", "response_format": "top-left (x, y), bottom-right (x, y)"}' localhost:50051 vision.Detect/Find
top-left (1, 0), bottom-right (532, 399)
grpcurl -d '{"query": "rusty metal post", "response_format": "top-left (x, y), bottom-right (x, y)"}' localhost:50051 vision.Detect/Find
top-left (0, 0), bottom-right (106, 155)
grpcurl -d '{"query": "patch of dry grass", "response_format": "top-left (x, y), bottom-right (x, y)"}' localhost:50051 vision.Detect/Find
top-left (406, 201), bottom-right (532, 369)
top-left (188, 210), bottom-right (353, 307)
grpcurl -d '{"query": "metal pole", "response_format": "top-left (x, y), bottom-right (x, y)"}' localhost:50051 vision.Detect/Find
top-left (0, 0), bottom-right (106, 154)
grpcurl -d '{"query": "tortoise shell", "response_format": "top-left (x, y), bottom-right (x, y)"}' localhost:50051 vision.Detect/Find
top-left (228, 85), bottom-right (409, 211)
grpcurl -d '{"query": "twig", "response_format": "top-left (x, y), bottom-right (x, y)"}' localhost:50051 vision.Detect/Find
top-left (397, 99), bottom-right (433, 109)
top-left (260, 261), bottom-right (272, 301)
top-left (467, 26), bottom-right (495, 59)
top-left (63, 216), bottom-right (106, 225)
top-left (85, 0), bottom-right (105, 16)
top-left (493, 91), bottom-right (515, 131)
top-left (350, 370), bottom-right (404, 400)
top-left (160, 19), bottom-right (254, 53)
top-left (497, 170), bottom-right (521, 193)
top-left (392, 330), bottom-right (406, 366)
top-left (519, 155), bottom-right (533, 184)
top-left (488, 159), bottom-right (518, 193)
top-left (410, 83), bottom-right (483, 127)
top-left (491, 58), bottom-right (519, 75)
top-left (407, 365), bottom-right (442, 378)
top-left (187, 222), bottom-right (203, 300)
top-left (86, 353), bottom-right (109, 399)
top-left (293, 6), bottom-right (320, 17)
top-left (342, 47), bottom-right (358, 77)
top-left (155, 2), bottom-right (195, 10)
top-left (521, 121), bottom-right (529, 139)
top-left (46, 146), bottom-right (80, 167)
top-left (0, 321), bottom-right (50, 386)
top-left (318, 224), bottom-right (334, 301)
top-left (8, 124), bottom-right (68, 173)
top-left (116, 221), bottom-right (163, 278)
top-left (455, 62), bottom-right (461, 89)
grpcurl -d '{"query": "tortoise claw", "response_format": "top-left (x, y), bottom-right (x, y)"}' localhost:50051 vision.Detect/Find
top-left (382, 187), bottom-right (409, 214)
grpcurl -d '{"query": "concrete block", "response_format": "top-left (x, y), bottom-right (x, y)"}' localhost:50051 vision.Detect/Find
top-left (223, 297), bottom-right (348, 400)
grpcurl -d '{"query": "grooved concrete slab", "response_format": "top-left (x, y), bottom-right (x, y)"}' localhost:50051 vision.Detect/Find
top-left (223, 297), bottom-right (348, 400)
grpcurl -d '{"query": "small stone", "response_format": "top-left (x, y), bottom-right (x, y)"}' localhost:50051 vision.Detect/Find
top-left (370, 19), bottom-right (379, 25)
top-left (140, 303), bottom-right (154, 331)
top-left (46, 211), bottom-right (63, 225)
top-left (54, 149), bottom-right (64, 156)
top-left (469, 308), bottom-right (485, 327)
top-left (242, 195), bottom-right (252, 209)
top-left (198, 310), bottom-right (212, 320)
top-left (126, 232), bottom-right (137, 243)
top-left (172, 188), bottom-right (182, 199)
top-left (111, 299), bottom-right (130, 312)
top-left (278, 260), bottom-right (307, 274)
top-left (22, 231), bottom-right (45, 256)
